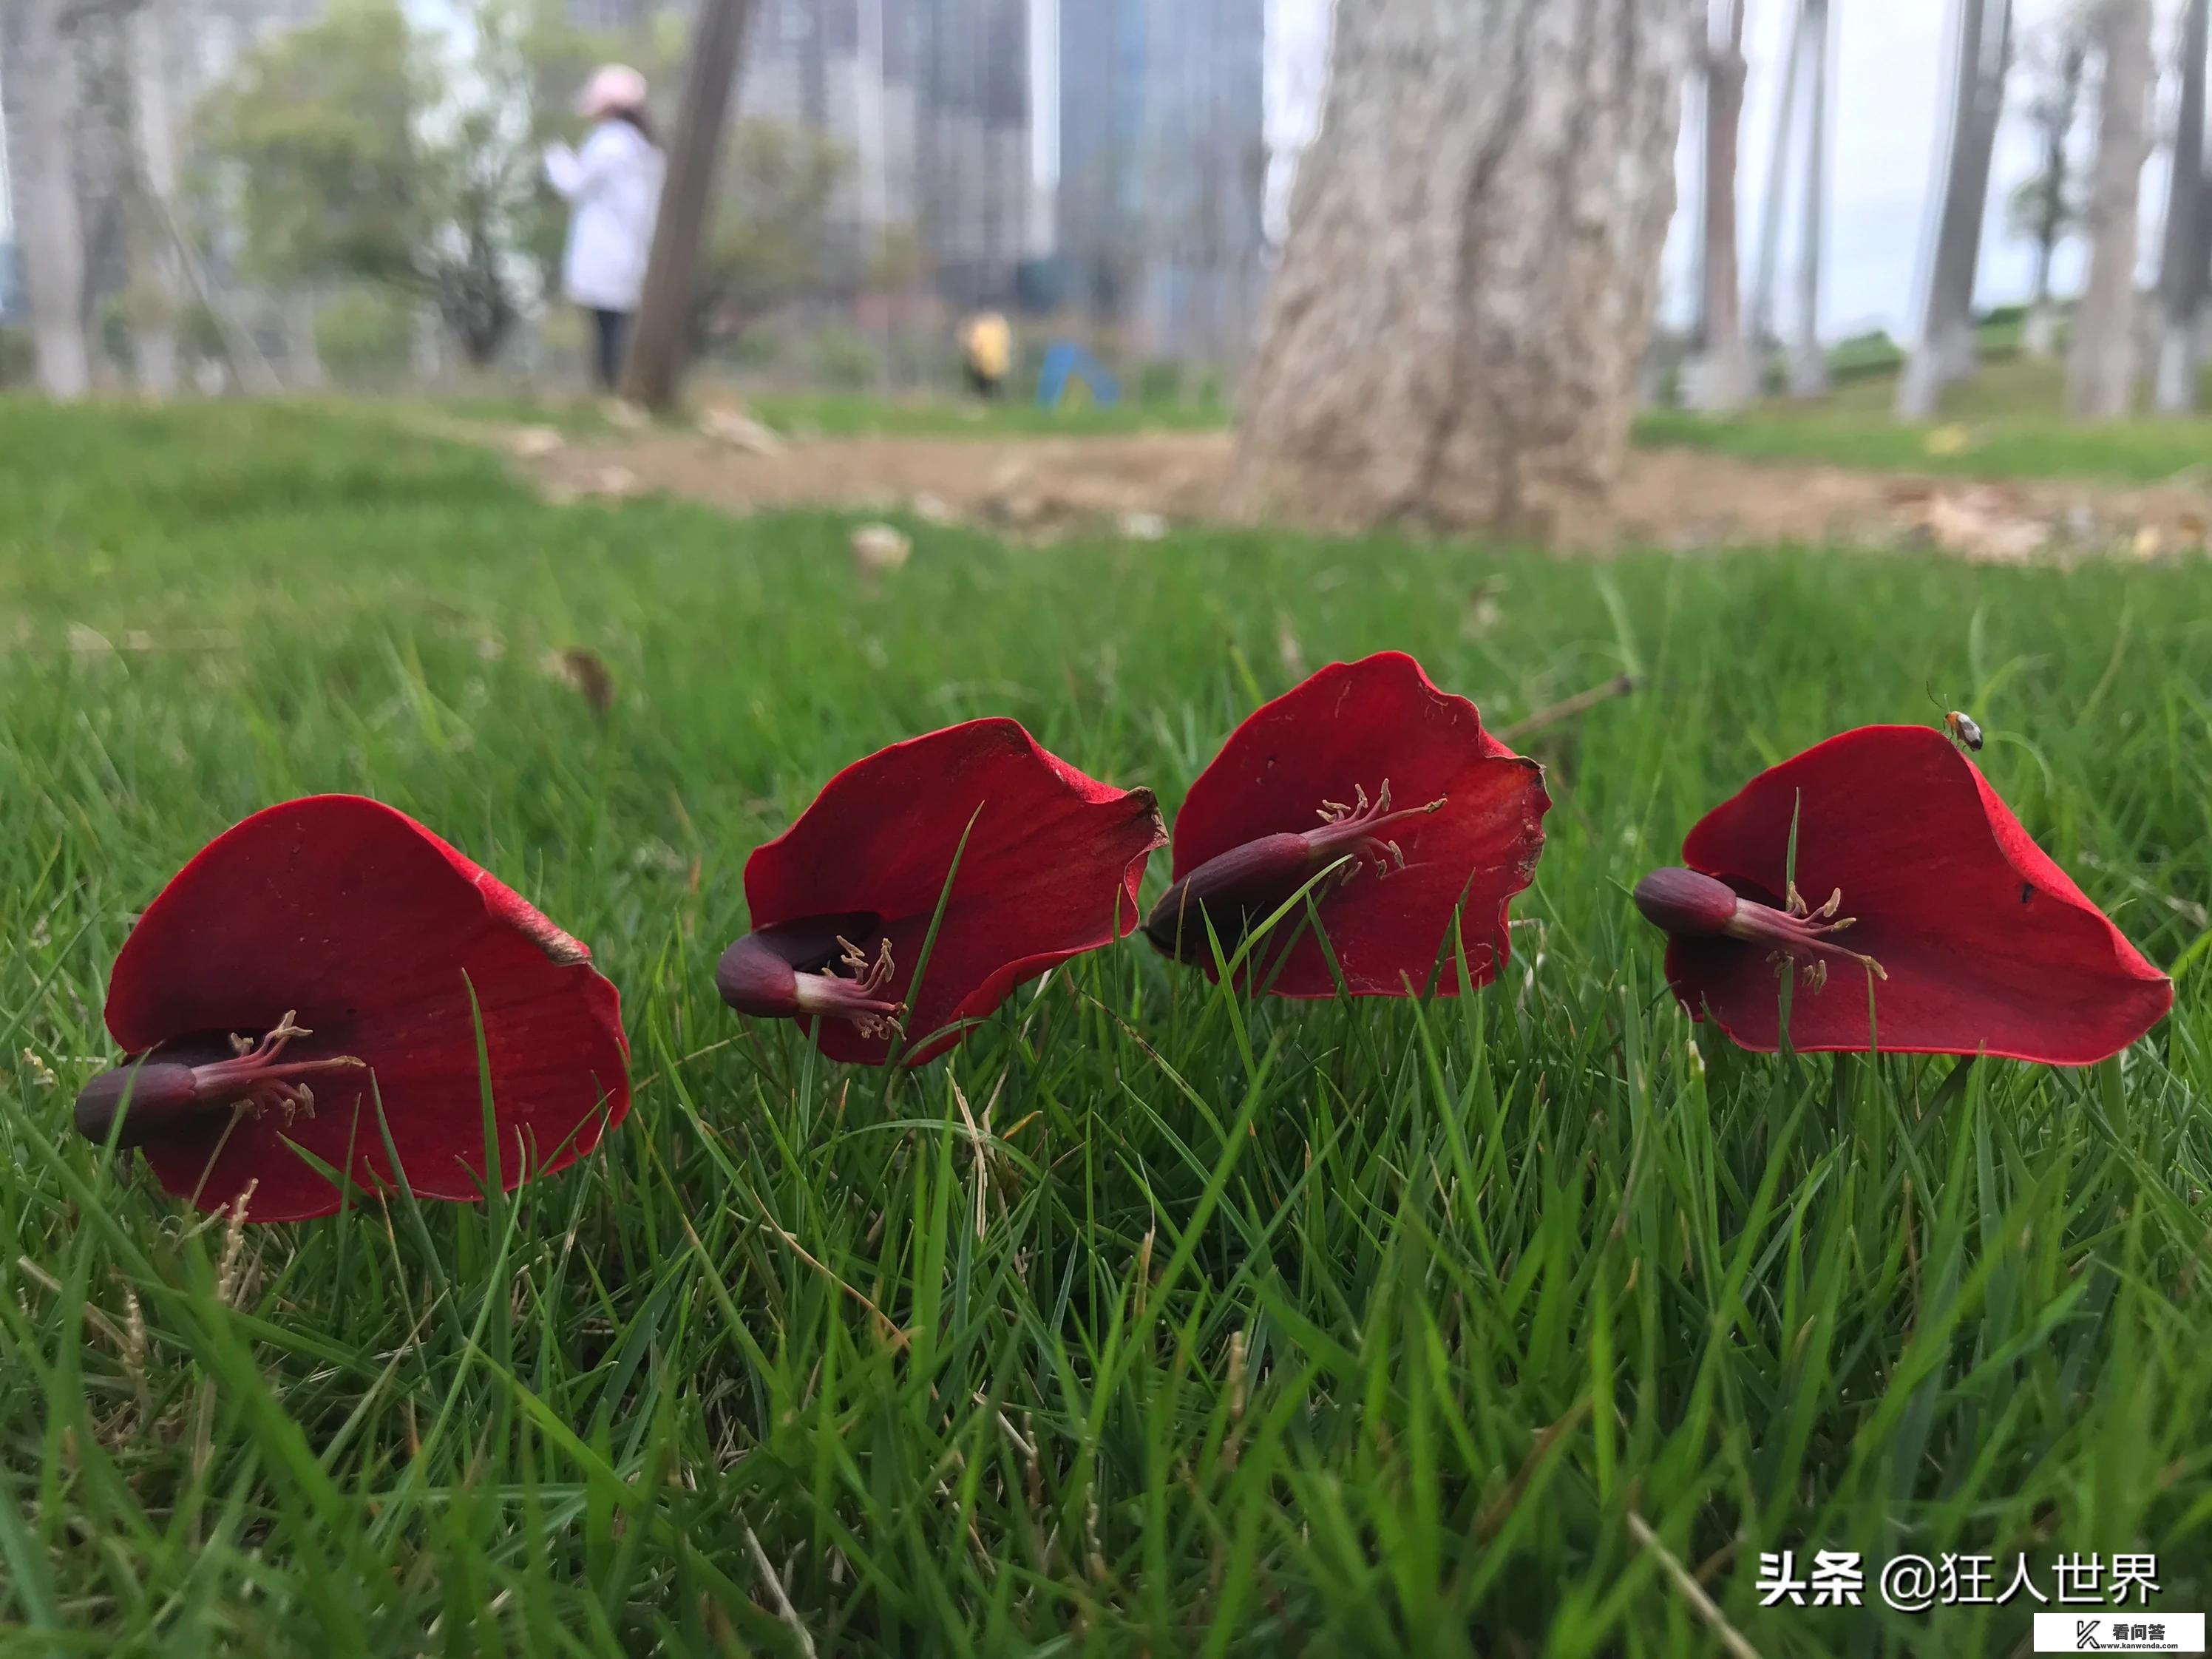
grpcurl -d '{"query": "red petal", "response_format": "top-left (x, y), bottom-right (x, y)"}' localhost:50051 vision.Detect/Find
top-left (107, 796), bottom-right (631, 1221)
top-left (1669, 725), bottom-right (2172, 1062)
top-left (744, 720), bottom-right (1166, 1064)
top-left (1170, 653), bottom-right (1550, 997)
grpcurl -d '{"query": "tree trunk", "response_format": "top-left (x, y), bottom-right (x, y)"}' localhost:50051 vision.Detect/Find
top-left (1686, 0), bottom-right (1754, 413)
top-left (1234, 0), bottom-right (1700, 542)
top-left (128, 0), bottom-right (184, 398)
top-left (2069, 0), bottom-right (2154, 421)
top-left (2023, 35), bottom-right (2086, 360)
top-left (1749, 0), bottom-right (1805, 347)
top-left (16, 0), bottom-right (92, 399)
top-left (1788, 0), bottom-right (1831, 398)
top-left (1898, 0), bottom-right (2012, 418)
top-left (2157, 0), bottom-right (2209, 412)
top-left (620, 0), bottom-right (757, 409)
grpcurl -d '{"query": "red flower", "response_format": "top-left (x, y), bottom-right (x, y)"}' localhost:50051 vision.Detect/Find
top-left (1635, 725), bottom-right (2173, 1063)
top-left (74, 796), bottom-right (631, 1221)
top-left (1144, 652), bottom-right (1551, 997)
top-left (719, 719), bottom-right (1166, 1065)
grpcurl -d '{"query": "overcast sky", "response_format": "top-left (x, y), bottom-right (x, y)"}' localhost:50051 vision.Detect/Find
top-left (1266, 0), bottom-right (2188, 342)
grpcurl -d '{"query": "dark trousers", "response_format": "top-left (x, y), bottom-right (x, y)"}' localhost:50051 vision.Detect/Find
top-left (588, 308), bottom-right (629, 392)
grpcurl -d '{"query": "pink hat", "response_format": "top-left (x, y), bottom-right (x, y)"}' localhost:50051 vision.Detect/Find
top-left (580, 64), bottom-right (648, 119)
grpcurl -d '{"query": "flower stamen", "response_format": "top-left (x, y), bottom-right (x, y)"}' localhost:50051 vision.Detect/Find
top-left (824, 936), bottom-right (905, 1039)
top-left (1310, 778), bottom-right (1448, 881)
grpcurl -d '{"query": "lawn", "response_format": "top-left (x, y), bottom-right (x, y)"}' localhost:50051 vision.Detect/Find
top-left (1638, 356), bottom-right (2212, 485)
top-left (427, 354), bottom-right (2212, 488)
top-left (406, 385), bottom-right (1230, 443)
top-left (1, 398), bottom-right (2208, 1655)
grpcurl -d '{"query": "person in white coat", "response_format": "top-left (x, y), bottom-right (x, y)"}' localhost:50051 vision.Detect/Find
top-left (544, 65), bottom-right (665, 391)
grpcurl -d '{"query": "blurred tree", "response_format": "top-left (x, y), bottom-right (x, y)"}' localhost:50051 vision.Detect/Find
top-left (1788, 0), bottom-right (1832, 398)
top-left (126, 0), bottom-right (189, 394)
top-left (2156, 0), bottom-right (2209, 412)
top-left (1686, 0), bottom-right (1753, 412)
top-left (201, 0), bottom-right (580, 368)
top-left (13, 0), bottom-right (93, 397)
top-left (2069, 0), bottom-right (2154, 420)
top-left (2008, 18), bottom-right (2089, 359)
top-left (1233, 0), bottom-right (1701, 542)
top-left (200, 1), bottom-right (428, 291)
top-left (1898, 0), bottom-right (2015, 419)
top-left (620, 0), bottom-right (754, 408)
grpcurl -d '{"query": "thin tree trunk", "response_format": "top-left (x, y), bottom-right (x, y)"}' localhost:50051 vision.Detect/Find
top-left (1686, 0), bottom-right (1753, 412)
top-left (2069, 0), bottom-right (2154, 421)
top-left (128, 0), bottom-right (184, 397)
top-left (1233, 0), bottom-right (1701, 543)
top-left (2157, 0), bottom-right (2209, 412)
top-left (1749, 0), bottom-right (1805, 347)
top-left (2023, 35), bottom-right (2086, 359)
top-left (1788, 0), bottom-right (1831, 398)
top-left (1899, 0), bottom-right (2011, 418)
top-left (620, 0), bottom-right (756, 409)
top-left (16, 0), bottom-right (92, 399)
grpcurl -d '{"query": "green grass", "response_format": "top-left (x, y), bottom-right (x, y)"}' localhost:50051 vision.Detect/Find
top-left (743, 388), bottom-right (1232, 440)
top-left (1639, 356), bottom-right (2212, 484)
top-left (2, 397), bottom-right (2209, 1655)
top-left (373, 384), bottom-right (1230, 444)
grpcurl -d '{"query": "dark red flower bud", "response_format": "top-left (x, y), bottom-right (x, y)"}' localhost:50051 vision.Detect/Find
top-left (1147, 652), bottom-right (1550, 997)
top-left (1638, 726), bottom-right (2172, 1063)
top-left (1631, 867), bottom-right (1739, 937)
top-left (75, 1059), bottom-right (204, 1148)
top-left (82, 796), bottom-right (630, 1221)
top-left (730, 719), bottom-right (1166, 1065)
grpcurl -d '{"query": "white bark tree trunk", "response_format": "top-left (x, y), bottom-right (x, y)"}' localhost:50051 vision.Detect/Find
top-left (1898, 0), bottom-right (2013, 420)
top-left (2069, 0), bottom-right (2154, 421)
top-left (1788, 0), bottom-right (1832, 398)
top-left (1686, 0), bottom-right (1755, 413)
top-left (129, 0), bottom-right (185, 398)
top-left (1748, 0), bottom-right (1807, 347)
top-left (2156, 0), bottom-right (2209, 413)
top-left (1233, 0), bottom-right (1701, 542)
top-left (16, 0), bottom-right (92, 399)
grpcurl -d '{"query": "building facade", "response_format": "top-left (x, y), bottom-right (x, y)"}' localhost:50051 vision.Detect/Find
top-left (736, 0), bottom-right (1037, 305)
top-left (1057, 0), bottom-right (1266, 362)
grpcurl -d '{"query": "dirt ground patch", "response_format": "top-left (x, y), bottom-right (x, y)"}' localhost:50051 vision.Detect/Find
top-left (509, 421), bottom-right (2212, 561)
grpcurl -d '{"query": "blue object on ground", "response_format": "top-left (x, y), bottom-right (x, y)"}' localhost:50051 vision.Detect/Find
top-left (1037, 341), bottom-right (1120, 409)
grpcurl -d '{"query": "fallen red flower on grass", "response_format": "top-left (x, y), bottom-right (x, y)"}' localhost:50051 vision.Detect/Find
top-left (719, 719), bottom-right (1166, 1065)
top-left (1144, 652), bottom-right (1551, 997)
top-left (74, 796), bottom-right (631, 1221)
top-left (1634, 725), bottom-right (2173, 1062)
